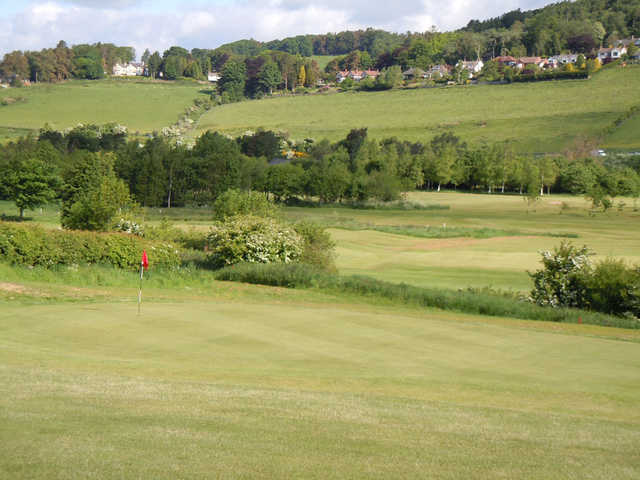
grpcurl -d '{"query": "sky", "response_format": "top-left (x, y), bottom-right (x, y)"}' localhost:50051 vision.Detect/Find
top-left (0, 0), bottom-right (553, 58)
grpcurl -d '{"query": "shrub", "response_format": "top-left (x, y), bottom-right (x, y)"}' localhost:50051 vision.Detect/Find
top-left (212, 189), bottom-right (279, 221)
top-left (205, 215), bottom-right (303, 268)
top-left (529, 241), bottom-right (592, 308)
top-left (585, 259), bottom-right (640, 317)
top-left (0, 222), bottom-right (180, 269)
top-left (293, 221), bottom-right (336, 271)
top-left (530, 241), bottom-right (640, 319)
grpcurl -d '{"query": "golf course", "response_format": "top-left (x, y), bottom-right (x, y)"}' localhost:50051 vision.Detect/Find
top-left (1, 189), bottom-right (640, 478)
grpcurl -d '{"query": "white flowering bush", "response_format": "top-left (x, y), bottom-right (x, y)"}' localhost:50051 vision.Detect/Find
top-left (529, 241), bottom-right (592, 308)
top-left (205, 215), bottom-right (303, 268)
top-left (114, 218), bottom-right (144, 236)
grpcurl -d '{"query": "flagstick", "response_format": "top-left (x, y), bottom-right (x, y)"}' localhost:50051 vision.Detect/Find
top-left (137, 261), bottom-right (143, 315)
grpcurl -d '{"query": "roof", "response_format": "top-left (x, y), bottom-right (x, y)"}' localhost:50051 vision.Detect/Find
top-left (518, 57), bottom-right (543, 64)
top-left (494, 56), bottom-right (516, 63)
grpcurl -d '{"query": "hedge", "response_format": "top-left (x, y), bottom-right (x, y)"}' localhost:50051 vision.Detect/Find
top-left (0, 222), bottom-right (180, 269)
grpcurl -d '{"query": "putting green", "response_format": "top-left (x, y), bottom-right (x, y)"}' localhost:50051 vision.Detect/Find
top-left (1, 300), bottom-right (639, 478)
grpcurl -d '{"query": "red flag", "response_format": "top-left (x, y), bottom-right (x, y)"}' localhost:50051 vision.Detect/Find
top-left (141, 250), bottom-right (149, 270)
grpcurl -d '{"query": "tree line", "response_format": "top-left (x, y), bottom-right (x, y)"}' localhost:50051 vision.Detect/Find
top-left (1, 126), bottom-right (639, 230)
top-left (216, 0), bottom-right (640, 66)
top-left (0, 41), bottom-right (134, 85)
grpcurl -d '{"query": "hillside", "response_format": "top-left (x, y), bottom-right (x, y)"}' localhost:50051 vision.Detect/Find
top-left (0, 78), bottom-right (207, 140)
top-left (195, 66), bottom-right (640, 152)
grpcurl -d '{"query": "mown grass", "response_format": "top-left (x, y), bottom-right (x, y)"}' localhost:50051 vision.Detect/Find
top-left (0, 78), bottom-right (207, 139)
top-left (196, 66), bottom-right (640, 152)
top-left (1, 290), bottom-right (639, 479)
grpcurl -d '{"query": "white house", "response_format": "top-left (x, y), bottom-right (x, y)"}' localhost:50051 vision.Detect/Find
top-left (457, 60), bottom-right (484, 77)
top-left (113, 62), bottom-right (145, 76)
top-left (207, 71), bottom-right (220, 82)
top-left (548, 54), bottom-right (578, 68)
top-left (597, 46), bottom-right (627, 62)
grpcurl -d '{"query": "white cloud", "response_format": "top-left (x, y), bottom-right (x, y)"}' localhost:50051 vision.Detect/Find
top-left (0, 0), bottom-right (554, 57)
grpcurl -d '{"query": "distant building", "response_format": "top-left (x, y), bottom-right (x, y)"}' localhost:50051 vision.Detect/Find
top-left (516, 57), bottom-right (547, 70)
top-left (457, 60), bottom-right (484, 78)
top-left (207, 71), bottom-right (220, 82)
top-left (425, 64), bottom-right (452, 79)
top-left (597, 46), bottom-right (627, 63)
top-left (336, 69), bottom-right (379, 83)
top-left (548, 54), bottom-right (578, 68)
top-left (113, 62), bottom-right (145, 76)
top-left (494, 56), bottom-right (517, 67)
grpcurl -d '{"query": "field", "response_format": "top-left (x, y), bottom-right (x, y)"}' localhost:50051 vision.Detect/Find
top-left (2, 189), bottom-right (640, 477)
top-left (196, 66), bottom-right (640, 152)
top-left (0, 78), bottom-right (207, 140)
top-left (310, 55), bottom-right (339, 71)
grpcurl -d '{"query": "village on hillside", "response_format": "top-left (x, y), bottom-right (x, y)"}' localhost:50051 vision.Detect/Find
top-left (104, 36), bottom-right (640, 87)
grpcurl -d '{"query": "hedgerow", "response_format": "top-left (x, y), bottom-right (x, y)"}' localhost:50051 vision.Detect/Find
top-left (0, 222), bottom-right (180, 269)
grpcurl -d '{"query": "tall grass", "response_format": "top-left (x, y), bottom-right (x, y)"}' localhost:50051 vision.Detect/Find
top-left (215, 263), bottom-right (639, 329)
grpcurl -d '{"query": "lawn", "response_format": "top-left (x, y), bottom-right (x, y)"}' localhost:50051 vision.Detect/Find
top-left (1, 280), bottom-right (639, 478)
top-left (196, 65), bottom-right (640, 152)
top-left (0, 78), bottom-right (208, 140)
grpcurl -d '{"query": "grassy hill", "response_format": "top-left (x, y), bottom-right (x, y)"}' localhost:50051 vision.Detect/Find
top-left (0, 78), bottom-right (208, 140)
top-left (196, 66), bottom-right (640, 152)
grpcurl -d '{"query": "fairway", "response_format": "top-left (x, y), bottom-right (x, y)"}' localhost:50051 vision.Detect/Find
top-left (0, 79), bottom-right (207, 138)
top-left (196, 66), bottom-right (640, 152)
top-left (284, 192), bottom-right (640, 291)
top-left (1, 296), bottom-right (639, 479)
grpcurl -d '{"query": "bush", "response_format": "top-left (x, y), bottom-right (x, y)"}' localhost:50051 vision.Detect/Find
top-left (293, 221), bottom-right (336, 271)
top-left (585, 259), bottom-right (640, 317)
top-left (529, 241), bottom-right (592, 308)
top-left (0, 222), bottom-right (180, 269)
top-left (212, 189), bottom-right (279, 221)
top-left (530, 241), bottom-right (640, 319)
top-left (205, 215), bottom-right (303, 268)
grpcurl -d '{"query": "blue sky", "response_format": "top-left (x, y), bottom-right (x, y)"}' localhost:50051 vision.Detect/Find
top-left (0, 0), bottom-right (552, 58)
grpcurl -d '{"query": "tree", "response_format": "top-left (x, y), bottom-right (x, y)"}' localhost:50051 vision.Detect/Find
top-left (61, 152), bottom-right (134, 231)
top-left (218, 60), bottom-right (246, 102)
top-left (258, 62), bottom-right (282, 94)
top-left (1, 156), bottom-right (60, 218)
top-left (147, 52), bottom-right (162, 78)
top-left (141, 49), bottom-right (151, 64)
top-left (297, 65), bottom-right (306, 87)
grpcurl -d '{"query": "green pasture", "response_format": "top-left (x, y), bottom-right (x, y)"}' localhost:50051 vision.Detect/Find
top-left (310, 55), bottom-right (338, 71)
top-left (1, 283), bottom-right (639, 479)
top-left (196, 66), bottom-right (640, 152)
top-left (602, 111), bottom-right (640, 150)
top-left (0, 78), bottom-right (207, 139)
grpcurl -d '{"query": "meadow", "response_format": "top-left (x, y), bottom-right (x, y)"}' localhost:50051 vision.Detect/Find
top-left (2, 190), bottom-right (640, 476)
top-left (0, 78), bottom-right (207, 140)
top-left (196, 65), bottom-right (640, 152)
